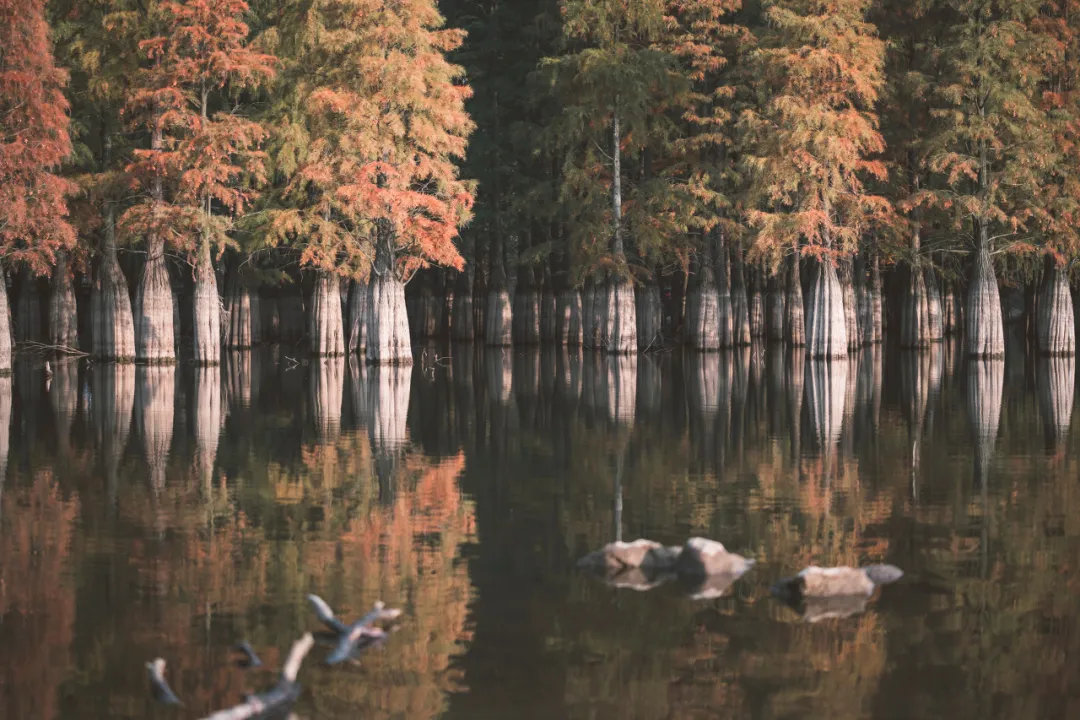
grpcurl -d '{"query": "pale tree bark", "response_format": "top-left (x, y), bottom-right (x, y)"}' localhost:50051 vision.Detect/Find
top-left (966, 229), bottom-right (1005, 358)
top-left (135, 124), bottom-right (176, 363)
top-left (91, 204), bottom-right (136, 360)
top-left (602, 106), bottom-right (636, 355)
top-left (687, 251), bottom-right (720, 350)
top-left (1037, 259), bottom-right (1075, 356)
top-left (731, 250), bottom-right (751, 346)
top-left (785, 254), bottom-right (805, 346)
top-left (310, 357), bottom-right (344, 440)
top-left (855, 255), bottom-right (873, 346)
top-left (839, 257), bottom-right (860, 351)
top-left (900, 262), bottom-right (931, 348)
top-left (192, 241), bottom-right (221, 365)
top-left (1037, 355), bottom-right (1074, 449)
top-left (926, 268), bottom-right (944, 341)
top-left (767, 271), bottom-right (786, 341)
top-left (136, 365), bottom-right (175, 495)
top-left (942, 280), bottom-right (961, 336)
top-left (366, 227), bottom-right (412, 364)
top-left (556, 283), bottom-right (583, 346)
top-left (49, 253), bottom-right (79, 349)
top-left (582, 276), bottom-right (601, 348)
top-left (307, 269), bottom-right (345, 356)
top-left (716, 243), bottom-right (734, 348)
top-left (225, 265), bottom-right (261, 349)
top-left (868, 254), bottom-right (883, 344)
top-left (749, 265), bottom-right (766, 339)
top-left (346, 277), bottom-right (368, 354)
top-left (191, 366), bottom-right (222, 495)
top-left (485, 231), bottom-right (513, 346)
top-left (0, 375), bottom-right (9, 524)
top-left (0, 271), bottom-right (12, 373)
top-left (805, 258), bottom-right (847, 359)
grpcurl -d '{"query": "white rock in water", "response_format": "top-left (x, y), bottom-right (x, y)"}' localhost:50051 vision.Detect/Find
top-left (774, 563), bottom-right (904, 601)
top-left (674, 537), bottom-right (756, 577)
top-left (577, 539), bottom-right (681, 571)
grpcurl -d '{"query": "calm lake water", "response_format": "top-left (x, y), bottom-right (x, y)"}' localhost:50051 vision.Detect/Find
top-left (1, 340), bottom-right (1078, 719)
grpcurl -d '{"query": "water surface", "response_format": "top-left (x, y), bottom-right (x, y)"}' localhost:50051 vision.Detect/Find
top-left (0, 342), bottom-right (1078, 719)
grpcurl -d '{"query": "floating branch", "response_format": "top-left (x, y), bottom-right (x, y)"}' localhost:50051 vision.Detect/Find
top-left (232, 640), bottom-right (263, 669)
top-left (146, 658), bottom-right (182, 705)
top-left (306, 594), bottom-right (349, 635)
top-left (200, 634), bottom-right (315, 720)
top-left (14, 341), bottom-right (89, 358)
top-left (319, 600), bottom-right (403, 666)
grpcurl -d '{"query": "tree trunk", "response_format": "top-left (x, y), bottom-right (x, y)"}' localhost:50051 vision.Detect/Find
top-left (0, 272), bottom-right (11, 373)
top-left (1037, 260), bottom-right (1076, 356)
top-left (603, 275), bottom-right (636, 354)
top-left (926, 268), bottom-right (944, 342)
top-left (260, 288), bottom-right (280, 343)
top-left (839, 258), bottom-right (860, 351)
top-left (450, 268), bottom-right (475, 341)
top-left (192, 242), bottom-right (221, 365)
top-left (582, 277), bottom-right (600, 348)
top-left (687, 260), bottom-right (720, 350)
top-left (731, 251), bottom-right (751, 346)
top-left (366, 231), bottom-right (412, 365)
top-left (307, 269), bottom-right (344, 356)
top-left (49, 253), bottom-right (79, 349)
top-left (346, 277), bottom-right (368, 354)
top-left (716, 244), bottom-right (734, 348)
top-left (540, 271), bottom-right (557, 342)
top-left (15, 271), bottom-right (44, 343)
top-left (225, 266), bottom-right (260, 349)
top-left (855, 256), bottom-right (873, 347)
top-left (785, 254), bottom-right (805, 346)
top-left (279, 284), bottom-right (305, 345)
top-left (91, 210), bottom-right (137, 360)
top-left (943, 281), bottom-right (961, 336)
top-left (805, 258), bottom-right (847, 359)
top-left (767, 272), bottom-right (786, 341)
top-left (900, 262), bottom-right (930, 348)
top-left (412, 274), bottom-right (440, 339)
top-left (485, 230), bottom-right (512, 346)
top-left (556, 286), bottom-right (583, 346)
top-left (966, 242), bottom-right (1005, 358)
top-left (869, 254), bottom-right (883, 344)
top-left (635, 278), bottom-right (662, 350)
top-left (513, 268), bottom-right (541, 345)
top-left (134, 238), bottom-right (176, 363)
top-left (749, 266), bottom-right (765, 338)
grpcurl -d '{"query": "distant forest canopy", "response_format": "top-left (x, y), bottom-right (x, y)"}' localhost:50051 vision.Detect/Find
top-left (2, 0), bottom-right (1079, 366)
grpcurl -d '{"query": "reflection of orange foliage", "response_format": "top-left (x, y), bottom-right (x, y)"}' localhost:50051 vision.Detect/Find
top-left (0, 471), bottom-right (80, 720)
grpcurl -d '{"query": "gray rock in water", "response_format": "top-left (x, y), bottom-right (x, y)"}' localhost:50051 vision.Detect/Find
top-left (673, 537), bottom-right (756, 578)
top-left (577, 539), bottom-right (682, 571)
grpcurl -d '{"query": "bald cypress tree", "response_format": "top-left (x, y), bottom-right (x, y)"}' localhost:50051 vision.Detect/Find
top-left (739, 0), bottom-right (889, 359)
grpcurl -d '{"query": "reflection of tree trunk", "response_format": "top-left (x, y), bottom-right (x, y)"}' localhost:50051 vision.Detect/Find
top-left (308, 270), bottom-right (345, 356)
top-left (485, 347), bottom-right (514, 407)
top-left (191, 366), bottom-right (222, 496)
top-left (1037, 355), bottom-right (1074, 450)
top-left (787, 348), bottom-right (805, 460)
top-left (556, 348), bottom-right (583, 407)
top-left (805, 359), bottom-right (848, 459)
top-left (604, 355), bottom-right (637, 425)
top-left (91, 364), bottom-right (134, 512)
top-left (136, 366), bottom-right (176, 494)
top-left (855, 346), bottom-right (882, 439)
top-left (49, 253), bottom-right (79, 348)
top-left (225, 350), bottom-right (258, 411)
top-left (310, 357), bottom-right (344, 441)
top-left (900, 351), bottom-right (930, 474)
top-left (49, 360), bottom-right (78, 457)
top-left (513, 349), bottom-right (540, 430)
top-left (636, 353), bottom-right (662, 420)
top-left (368, 365), bottom-right (412, 453)
top-left (967, 359), bottom-right (1004, 489)
top-left (687, 353), bottom-right (719, 468)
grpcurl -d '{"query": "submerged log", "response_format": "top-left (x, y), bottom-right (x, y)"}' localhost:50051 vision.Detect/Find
top-left (636, 279), bottom-right (663, 350)
top-left (134, 242), bottom-right (176, 363)
top-left (346, 277), bottom-right (368, 354)
top-left (556, 287), bottom-right (583, 346)
top-left (200, 634), bottom-right (315, 720)
top-left (146, 658), bottom-right (182, 706)
top-left (192, 244), bottom-right (221, 365)
top-left (1037, 355), bottom-right (1074, 449)
top-left (1037, 260), bottom-right (1076, 356)
top-left (49, 254), bottom-right (79, 349)
top-left (0, 274), bottom-right (11, 373)
top-left (308, 269), bottom-right (345, 356)
top-left (966, 246), bottom-right (1005, 358)
top-left (785, 255), bottom-right (805, 346)
top-left (804, 258), bottom-right (847, 358)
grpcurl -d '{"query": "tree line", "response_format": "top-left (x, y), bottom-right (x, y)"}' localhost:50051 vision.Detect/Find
top-left (2, 0), bottom-right (1079, 369)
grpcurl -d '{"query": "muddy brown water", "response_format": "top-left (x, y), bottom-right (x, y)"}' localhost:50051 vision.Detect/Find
top-left (0, 341), bottom-right (1077, 719)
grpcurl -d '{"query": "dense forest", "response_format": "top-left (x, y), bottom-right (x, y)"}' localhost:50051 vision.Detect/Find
top-left (3, 0), bottom-right (1080, 368)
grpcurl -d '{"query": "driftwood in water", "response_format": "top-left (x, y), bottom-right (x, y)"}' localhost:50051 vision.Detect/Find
top-left (200, 634), bottom-right (315, 720)
top-left (305, 596), bottom-right (403, 666)
top-left (1037, 260), bottom-right (1076, 355)
top-left (49, 253), bottom-right (79, 349)
top-left (232, 641), bottom-right (262, 669)
top-left (146, 658), bottom-right (182, 705)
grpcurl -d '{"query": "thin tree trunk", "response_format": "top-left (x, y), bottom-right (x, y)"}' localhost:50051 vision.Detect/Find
top-left (0, 270), bottom-right (11, 373)
top-left (15, 270), bottom-right (44, 343)
top-left (1037, 259), bottom-right (1076, 356)
top-left (716, 242), bottom-right (734, 348)
top-left (731, 250), bottom-right (751, 346)
top-left (749, 265), bottom-right (765, 339)
top-left (869, 254), bottom-right (883, 344)
top-left (513, 267), bottom-right (541, 345)
top-left (805, 258), bottom-right (847, 359)
top-left (839, 257), bottom-right (860, 351)
top-left (192, 366), bottom-right (222, 494)
top-left (767, 271), bottom-right (785, 341)
top-left (91, 208), bottom-right (137, 360)
top-left (635, 277), bottom-right (662, 350)
top-left (259, 288), bottom-right (279, 343)
top-left (900, 262), bottom-right (930, 348)
top-left (582, 276), bottom-right (600, 348)
top-left (604, 107), bottom-right (636, 355)
top-left (366, 228), bottom-right (412, 364)
top-left (785, 254), bottom-right (805, 346)
top-left (484, 232), bottom-right (512, 346)
top-left (225, 265), bottom-right (260, 349)
top-left (450, 267), bottom-right (475, 341)
top-left (966, 232), bottom-right (1005, 358)
top-left (926, 268), bottom-right (944, 342)
top-left (308, 269), bottom-right (344, 356)
top-left (192, 241), bottom-right (221, 365)
top-left (347, 277), bottom-right (368, 354)
top-left (856, 255), bottom-right (873, 346)
top-left (49, 253), bottom-right (79, 349)
top-left (556, 285), bottom-right (583, 346)
top-left (540, 268), bottom-right (557, 342)
top-left (687, 251), bottom-right (720, 350)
